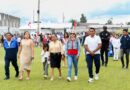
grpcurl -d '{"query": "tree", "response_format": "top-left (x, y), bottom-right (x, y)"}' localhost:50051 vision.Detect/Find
top-left (127, 22), bottom-right (130, 25)
top-left (106, 18), bottom-right (113, 25)
top-left (80, 14), bottom-right (87, 23)
top-left (69, 19), bottom-right (78, 29)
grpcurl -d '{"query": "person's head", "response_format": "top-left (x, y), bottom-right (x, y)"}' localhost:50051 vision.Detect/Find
top-left (5, 32), bottom-right (13, 41)
top-left (24, 31), bottom-right (31, 39)
top-left (89, 28), bottom-right (96, 37)
top-left (70, 31), bottom-right (76, 40)
top-left (64, 32), bottom-right (69, 38)
top-left (123, 28), bottom-right (129, 36)
top-left (103, 26), bottom-right (107, 32)
top-left (85, 31), bottom-right (89, 36)
top-left (51, 34), bottom-right (57, 41)
top-left (115, 34), bottom-right (119, 39)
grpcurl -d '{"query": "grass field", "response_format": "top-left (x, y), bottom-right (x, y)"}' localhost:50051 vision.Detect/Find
top-left (0, 47), bottom-right (130, 90)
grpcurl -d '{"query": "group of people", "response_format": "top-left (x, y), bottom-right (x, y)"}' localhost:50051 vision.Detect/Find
top-left (1, 26), bottom-right (130, 83)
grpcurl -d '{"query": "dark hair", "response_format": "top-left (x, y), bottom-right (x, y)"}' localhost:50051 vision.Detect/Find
top-left (5, 32), bottom-right (13, 37)
top-left (89, 27), bottom-right (95, 31)
top-left (24, 31), bottom-right (31, 39)
top-left (64, 32), bottom-right (69, 38)
top-left (123, 28), bottom-right (128, 32)
top-left (103, 26), bottom-right (107, 30)
top-left (43, 44), bottom-right (49, 51)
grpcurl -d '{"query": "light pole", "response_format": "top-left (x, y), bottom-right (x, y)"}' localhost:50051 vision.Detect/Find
top-left (7, 14), bottom-right (10, 32)
top-left (37, 0), bottom-right (40, 33)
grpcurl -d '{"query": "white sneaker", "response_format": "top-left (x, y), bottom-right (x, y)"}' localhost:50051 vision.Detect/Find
top-left (50, 77), bottom-right (54, 81)
top-left (67, 77), bottom-right (71, 82)
top-left (74, 76), bottom-right (78, 80)
top-left (44, 75), bottom-right (48, 78)
top-left (59, 76), bottom-right (62, 79)
top-left (95, 74), bottom-right (99, 80)
top-left (88, 78), bottom-right (94, 83)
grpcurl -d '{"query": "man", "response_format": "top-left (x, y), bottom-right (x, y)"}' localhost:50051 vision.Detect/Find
top-left (120, 29), bottom-right (130, 69)
top-left (3, 32), bottom-right (19, 80)
top-left (99, 26), bottom-right (110, 67)
top-left (84, 28), bottom-right (102, 83)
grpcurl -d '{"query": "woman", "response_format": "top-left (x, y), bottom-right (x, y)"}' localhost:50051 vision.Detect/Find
top-left (18, 31), bottom-right (34, 80)
top-left (49, 34), bottom-right (63, 81)
top-left (111, 34), bottom-right (120, 60)
top-left (65, 32), bottom-right (80, 82)
top-left (61, 32), bottom-right (69, 67)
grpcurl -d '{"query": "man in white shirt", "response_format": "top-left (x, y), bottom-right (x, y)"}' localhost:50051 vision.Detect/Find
top-left (84, 28), bottom-right (102, 83)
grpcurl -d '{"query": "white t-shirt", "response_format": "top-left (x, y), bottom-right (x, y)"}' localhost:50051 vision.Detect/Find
top-left (41, 50), bottom-right (50, 63)
top-left (111, 38), bottom-right (120, 48)
top-left (84, 35), bottom-right (101, 54)
top-left (17, 37), bottom-right (21, 42)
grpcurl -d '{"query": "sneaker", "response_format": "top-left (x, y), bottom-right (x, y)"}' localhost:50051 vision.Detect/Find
top-left (26, 77), bottom-right (30, 80)
top-left (88, 78), bottom-right (94, 83)
top-left (44, 75), bottom-right (48, 79)
top-left (4, 77), bottom-right (10, 80)
top-left (67, 77), bottom-right (71, 82)
top-left (95, 74), bottom-right (99, 80)
top-left (59, 76), bottom-right (62, 79)
top-left (50, 77), bottom-right (54, 81)
top-left (74, 76), bottom-right (78, 81)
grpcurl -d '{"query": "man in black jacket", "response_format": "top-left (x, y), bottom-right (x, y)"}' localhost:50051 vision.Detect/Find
top-left (99, 26), bottom-right (110, 67)
top-left (120, 29), bottom-right (130, 69)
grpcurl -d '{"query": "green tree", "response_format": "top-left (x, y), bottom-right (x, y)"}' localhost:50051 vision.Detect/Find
top-left (127, 22), bottom-right (130, 25)
top-left (106, 18), bottom-right (113, 25)
top-left (80, 14), bottom-right (87, 23)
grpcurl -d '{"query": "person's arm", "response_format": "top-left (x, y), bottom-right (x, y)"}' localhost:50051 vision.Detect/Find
top-left (31, 40), bottom-right (34, 59)
top-left (93, 44), bottom-right (102, 53)
top-left (93, 36), bottom-right (102, 53)
top-left (77, 39), bottom-right (81, 57)
top-left (18, 40), bottom-right (22, 58)
top-left (59, 41), bottom-right (64, 55)
top-left (65, 41), bottom-right (68, 57)
top-left (16, 40), bottom-right (19, 53)
top-left (84, 45), bottom-right (93, 55)
top-left (84, 37), bottom-right (94, 56)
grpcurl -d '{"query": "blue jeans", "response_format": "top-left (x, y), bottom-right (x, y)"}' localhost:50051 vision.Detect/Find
top-left (67, 55), bottom-right (78, 77)
top-left (86, 54), bottom-right (100, 78)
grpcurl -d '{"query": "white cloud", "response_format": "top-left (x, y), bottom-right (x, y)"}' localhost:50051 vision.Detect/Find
top-left (0, 0), bottom-right (130, 24)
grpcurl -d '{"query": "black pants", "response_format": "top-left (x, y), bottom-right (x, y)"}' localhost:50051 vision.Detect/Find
top-left (120, 49), bottom-right (130, 68)
top-left (5, 57), bottom-right (19, 78)
top-left (86, 54), bottom-right (100, 78)
top-left (100, 48), bottom-right (109, 66)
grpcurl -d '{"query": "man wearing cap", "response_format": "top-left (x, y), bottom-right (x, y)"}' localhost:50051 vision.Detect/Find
top-left (120, 29), bottom-right (130, 69)
top-left (99, 26), bottom-right (110, 67)
top-left (3, 32), bottom-right (19, 80)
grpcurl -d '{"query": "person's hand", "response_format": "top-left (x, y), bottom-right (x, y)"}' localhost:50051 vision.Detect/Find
top-left (90, 51), bottom-right (95, 56)
top-left (31, 57), bottom-right (34, 60)
top-left (76, 55), bottom-right (79, 60)
top-left (18, 55), bottom-right (20, 59)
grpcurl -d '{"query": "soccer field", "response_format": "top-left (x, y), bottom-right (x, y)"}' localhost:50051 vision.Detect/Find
top-left (0, 47), bottom-right (130, 90)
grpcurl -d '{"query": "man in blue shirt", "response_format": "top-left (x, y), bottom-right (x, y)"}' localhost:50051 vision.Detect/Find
top-left (3, 32), bottom-right (19, 80)
top-left (120, 29), bottom-right (130, 69)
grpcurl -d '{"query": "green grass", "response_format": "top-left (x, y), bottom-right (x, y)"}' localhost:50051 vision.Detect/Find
top-left (0, 47), bottom-right (130, 90)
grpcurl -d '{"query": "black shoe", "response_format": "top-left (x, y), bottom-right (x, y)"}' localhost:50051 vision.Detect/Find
top-left (105, 64), bottom-right (107, 67)
top-left (122, 65), bottom-right (125, 69)
top-left (4, 77), bottom-right (10, 80)
top-left (15, 72), bottom-right (19, 78)
top-left (126, 66), bottom-right (128, 69)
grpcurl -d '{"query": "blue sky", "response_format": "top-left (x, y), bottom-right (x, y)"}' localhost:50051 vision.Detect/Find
top-left (0, 0), bottom-right (130, 25)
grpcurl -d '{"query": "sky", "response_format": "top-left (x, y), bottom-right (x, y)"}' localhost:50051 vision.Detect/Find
top-left (0, 0), bottom-right (130, 25)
